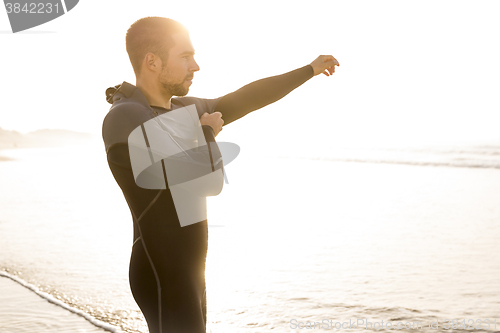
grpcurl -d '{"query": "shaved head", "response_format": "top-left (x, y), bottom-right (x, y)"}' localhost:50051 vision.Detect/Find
top-left (126, 16), bottom-right (189, 77)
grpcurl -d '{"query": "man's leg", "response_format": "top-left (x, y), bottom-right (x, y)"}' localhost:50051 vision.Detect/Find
top-left (130, 218), bottom-right (208, 332)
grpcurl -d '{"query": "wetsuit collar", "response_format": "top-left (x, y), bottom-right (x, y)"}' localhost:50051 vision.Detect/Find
top-left (106, 81), bottom-right (175, 114)
top-left (105, 81), bottom-right (151, 108)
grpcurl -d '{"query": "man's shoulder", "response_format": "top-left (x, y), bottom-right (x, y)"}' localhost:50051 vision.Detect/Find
top-left (102, 101), bottom-right (155, 149)
top-left (173, 96), bottom-right (223, 116)
top-left (104, 101), bottom-right (152, 126)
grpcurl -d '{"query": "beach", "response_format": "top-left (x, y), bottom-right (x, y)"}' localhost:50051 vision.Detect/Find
top-left (0, 143), bottom-right (122, 333)
top-left (0, 274), bottom-right (111, 333)
top-left (2, 0), bottom-right (500, 331)
top-left (1, 142), bottom-right (500, 332)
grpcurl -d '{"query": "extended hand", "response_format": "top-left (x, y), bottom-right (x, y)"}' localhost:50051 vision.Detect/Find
top-left (200, 111), bottom-right (224, 137)
top-left (309, 55), bottom-right (340, 76)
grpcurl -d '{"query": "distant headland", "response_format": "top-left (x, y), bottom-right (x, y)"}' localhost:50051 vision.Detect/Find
top-left (0, 127), bottom-right (97, 150)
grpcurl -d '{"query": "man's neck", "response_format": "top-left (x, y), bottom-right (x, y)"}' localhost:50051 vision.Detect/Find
top-left (136, 79), bottom-right (173, 109)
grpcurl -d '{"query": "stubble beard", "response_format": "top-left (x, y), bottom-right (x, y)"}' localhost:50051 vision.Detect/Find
top-left (159, 66), bottom-right (189, 97)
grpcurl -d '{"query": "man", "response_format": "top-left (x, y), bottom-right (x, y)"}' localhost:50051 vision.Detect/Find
top-left (102, 16), bottom-right (339, 333)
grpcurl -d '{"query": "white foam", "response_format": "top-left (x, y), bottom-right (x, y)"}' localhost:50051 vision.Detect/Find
top-left (0, 271), bottom-right (123, 333)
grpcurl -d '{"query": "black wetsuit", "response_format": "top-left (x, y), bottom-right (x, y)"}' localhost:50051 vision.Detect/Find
top-left (102, 64), bottom-right (314, 333)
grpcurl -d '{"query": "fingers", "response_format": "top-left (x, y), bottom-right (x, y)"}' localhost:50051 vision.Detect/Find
top-left (322, 65), bottom-right (336, 76)
top-left (325, 55), bottom-right (340, 67)
top-left (326, 65), bottom-right (335, 75)
top-left (211, 111), bottom-right (224, 134)
top-left (320, 55), bottom-right (339, 65)
top-left (214, 111), bottom-right (224, 124)
top-left (322, 57), bottom-right (338, 76)
top-left (324, 60), bottom-right (339, 68)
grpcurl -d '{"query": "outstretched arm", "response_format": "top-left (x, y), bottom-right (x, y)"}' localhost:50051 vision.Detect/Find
top-left (214, 55), bottom-right (340, 126)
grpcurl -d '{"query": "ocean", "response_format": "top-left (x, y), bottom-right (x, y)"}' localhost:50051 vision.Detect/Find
top-left (0, 140), bottom-right (499, 333)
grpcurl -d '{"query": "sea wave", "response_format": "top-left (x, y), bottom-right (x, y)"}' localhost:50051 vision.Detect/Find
top-left (0, 270), bottom-right (122, 333)
top-left (270, 145), bottom-right (500, 169)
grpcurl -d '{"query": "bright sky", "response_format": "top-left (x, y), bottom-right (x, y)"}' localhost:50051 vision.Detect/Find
top-left (1, 0), bottom-right (499, 149)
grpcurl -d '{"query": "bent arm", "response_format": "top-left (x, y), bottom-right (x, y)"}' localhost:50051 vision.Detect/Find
top-left (129, 118), bottom-right (223, 190)
top-left (214, 64), bottom-right (314, 126)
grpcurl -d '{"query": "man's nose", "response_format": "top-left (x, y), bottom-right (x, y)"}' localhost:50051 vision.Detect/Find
top-left (191, 59), bottom-right (200, 72)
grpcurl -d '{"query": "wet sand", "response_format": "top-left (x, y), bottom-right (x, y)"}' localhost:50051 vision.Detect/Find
top-left (0, 276), bottom-right (114, 333)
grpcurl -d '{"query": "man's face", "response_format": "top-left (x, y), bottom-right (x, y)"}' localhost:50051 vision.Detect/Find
top-left (159, 33), bottom-right (200, 97)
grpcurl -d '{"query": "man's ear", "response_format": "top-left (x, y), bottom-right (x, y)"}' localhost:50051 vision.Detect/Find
top-left (144, 53), bottom-right (160, 72)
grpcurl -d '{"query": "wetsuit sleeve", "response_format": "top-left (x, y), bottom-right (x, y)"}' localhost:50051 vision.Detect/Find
top-left (201, 124), bottom-right (215, 143)
top-left (201, 124), bottom-right (224, 172)
top-left (103, 102), bottom-right (153, 154)
top-left (213, 64), bottom-right (314, 125)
